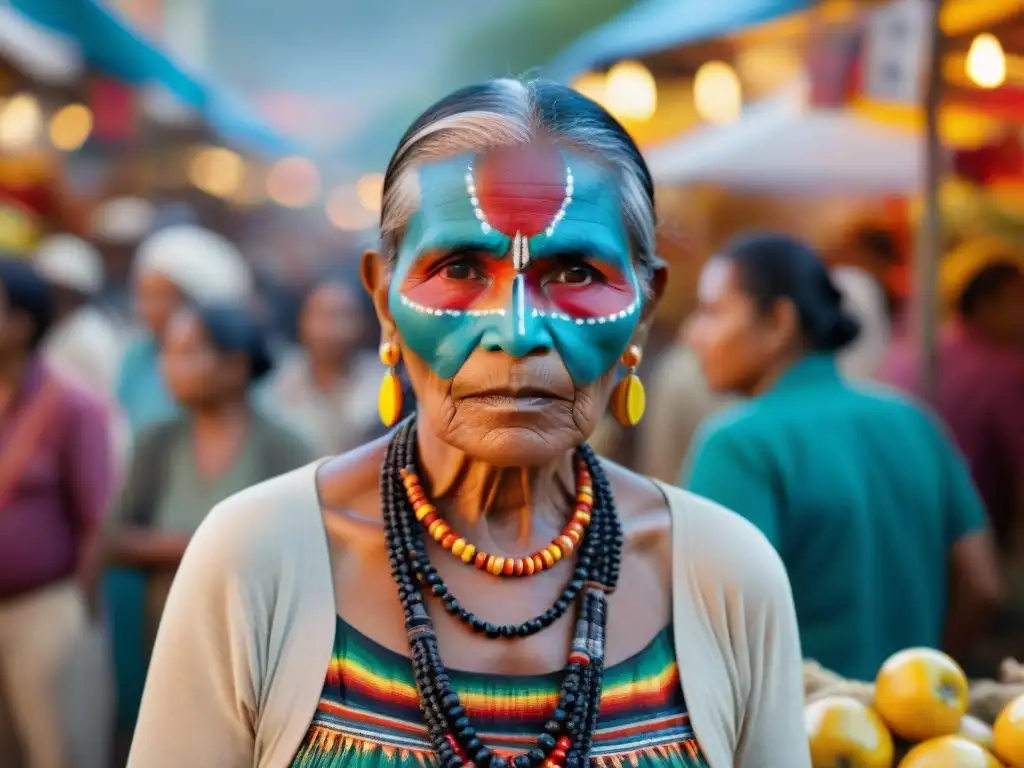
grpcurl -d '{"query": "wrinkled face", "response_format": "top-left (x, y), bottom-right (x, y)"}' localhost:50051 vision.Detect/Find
top-left (384, 142), bottom-right (646, 465)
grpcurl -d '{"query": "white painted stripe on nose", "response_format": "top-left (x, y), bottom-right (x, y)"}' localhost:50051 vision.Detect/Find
top-left (514, 273), bottom-right (526, 336)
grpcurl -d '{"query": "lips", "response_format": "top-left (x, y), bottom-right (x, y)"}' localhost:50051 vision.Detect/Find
top-left (462, 386), bottom-right (563, 400)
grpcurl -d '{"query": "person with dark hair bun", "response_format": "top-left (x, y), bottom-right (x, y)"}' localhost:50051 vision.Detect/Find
top-left (106, 302), bottom-right (316, 649)
top-left (684, 232), bottom-right (1003, 680)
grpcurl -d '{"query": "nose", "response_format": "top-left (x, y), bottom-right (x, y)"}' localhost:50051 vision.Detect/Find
top-left (479, 274), bottom-right (554, 358)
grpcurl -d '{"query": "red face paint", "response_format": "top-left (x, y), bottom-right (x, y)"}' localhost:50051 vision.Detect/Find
top-left (473, 142), bottom-right (568, 238)
top-left (401, 256), bottom-right (635, 319)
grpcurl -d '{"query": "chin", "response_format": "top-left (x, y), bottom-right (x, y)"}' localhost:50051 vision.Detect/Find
top-left (444, 401), bottom-right (584, 467)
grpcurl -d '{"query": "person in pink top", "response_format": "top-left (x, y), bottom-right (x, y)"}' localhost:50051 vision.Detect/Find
top-left (882, 259), bottom-right (1024, 671)
top-left (0, 258), bottom-right (116, 768)
top-left (883, 261), bottom-right (1024, 552)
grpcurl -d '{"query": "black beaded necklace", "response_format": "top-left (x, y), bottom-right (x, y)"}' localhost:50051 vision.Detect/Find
top-left (381, 417), bottom-right (624, 768)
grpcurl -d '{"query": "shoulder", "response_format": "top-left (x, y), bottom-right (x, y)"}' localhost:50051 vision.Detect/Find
top-left (179, 462), bottom-right (327, 598)
top-left (659, 481), bottom-right (792, 613)
top-left (689, 402), bottom-right (773, 464)
top-left (846, 379), bottom-right (951, 438)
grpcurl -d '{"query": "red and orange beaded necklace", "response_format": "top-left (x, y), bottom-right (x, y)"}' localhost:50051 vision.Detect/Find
top-left (399, 458), bottom-right (593, 577)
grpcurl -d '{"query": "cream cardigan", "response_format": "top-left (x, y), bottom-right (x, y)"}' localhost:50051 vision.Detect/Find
top-left (128, 462), bottom-right (810, 768)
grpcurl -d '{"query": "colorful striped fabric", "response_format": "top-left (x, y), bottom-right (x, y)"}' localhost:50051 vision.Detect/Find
top-left (291, 617), bottom-right (708, 768)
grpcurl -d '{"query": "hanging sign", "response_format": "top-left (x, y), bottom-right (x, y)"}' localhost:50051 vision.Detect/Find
top-left (860, 0), bottom-right (932, 106)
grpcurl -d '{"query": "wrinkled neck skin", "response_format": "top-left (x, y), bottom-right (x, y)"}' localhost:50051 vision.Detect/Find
top-left (388, 142), bottom-right (642, 542)
top-left (415, 423), bottom-right (577, 549)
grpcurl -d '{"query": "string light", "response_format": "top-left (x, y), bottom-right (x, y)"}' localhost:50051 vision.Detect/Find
top-left (693, 61), bottom-right (742, 125)
top-left (49, 104), bottom-right (93, 151)
top-left (603, 61), bottom-right (657, 122)
top-left (356, 172), bottom-right (385, 212)
top-left (326, 186), bottom-right (376, 230)
top-left (966, 34), bottom-right (1006, 89)
top-left (0, 93), bottom-right (42, 151)
top-left (188, 147), bottom-right (244, 198)
top-left (266, 156), bottom-right (320, 208)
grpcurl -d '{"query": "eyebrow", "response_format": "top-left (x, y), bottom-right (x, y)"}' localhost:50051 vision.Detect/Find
top-left (529, 231), bottom-right (629, 265)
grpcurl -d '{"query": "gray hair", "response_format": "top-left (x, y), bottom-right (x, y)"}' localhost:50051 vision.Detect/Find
top-left (380, 78), bottom-right (659, 285)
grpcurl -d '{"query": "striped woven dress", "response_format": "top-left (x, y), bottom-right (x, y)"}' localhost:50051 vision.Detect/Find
top-left (291, 618), bottom-right (708, 768)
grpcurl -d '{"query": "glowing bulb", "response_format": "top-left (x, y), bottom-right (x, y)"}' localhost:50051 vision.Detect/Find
top-left (48, 104), bottom-right (93, 151)
top-left (326, 187), bottom-right (376, 230)
top-left (572, 72), bottom-right (608, 106)
top-left (188, 147), bottom-right (244, 198)
top-left (0, 93), bottom-right (42, 151)
top-left (355, 172), bottom-right (384, 212)
top-left (603, 61), bottom-right (657, 122)
top-left (966, 34), bottom-right (1006, 89)
top-left (693, 61), bottom-right (742, 125)
top-left (266, 156), bottom-right (320, 208)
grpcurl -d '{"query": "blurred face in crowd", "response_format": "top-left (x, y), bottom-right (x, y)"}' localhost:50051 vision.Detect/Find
top-left (686, 256), bottom-right (798, 396)
top-left (0, 280), bottom-right (29, 361)
top-left (161, 308), bottom-right (246, 408)
top-left (977, 271), bottom-right (1024, 346)
top-left (135, 270), bottom-right (184, 339)
top-left (299, 281), bottom-right (365, 364)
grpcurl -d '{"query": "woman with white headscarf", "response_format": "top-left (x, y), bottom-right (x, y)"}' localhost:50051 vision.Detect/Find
top-left (107, 225), bottom-right (253, 752)
top-left (115, 225), bottom-right (254, 433)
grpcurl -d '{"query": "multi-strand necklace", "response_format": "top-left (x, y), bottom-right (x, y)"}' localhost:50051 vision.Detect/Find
top-left (381, 417), bottom-right (624, 768)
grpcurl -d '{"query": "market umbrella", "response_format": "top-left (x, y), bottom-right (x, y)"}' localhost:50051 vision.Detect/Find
top-left (644, 80), bottom-right (927, 193)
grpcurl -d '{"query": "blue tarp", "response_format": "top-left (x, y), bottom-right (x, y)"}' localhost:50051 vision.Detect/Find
top-left (547, 0), bottom-right (814, 80)
top-left (8, 0), bottom-right (295, 156)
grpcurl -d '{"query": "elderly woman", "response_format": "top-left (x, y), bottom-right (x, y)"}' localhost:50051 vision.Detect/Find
top-left (129, 80), bottom-right (809, 768)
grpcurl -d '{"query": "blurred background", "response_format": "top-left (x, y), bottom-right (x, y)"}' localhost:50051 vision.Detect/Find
top-left (2, 0), bottom-right (1024, 765)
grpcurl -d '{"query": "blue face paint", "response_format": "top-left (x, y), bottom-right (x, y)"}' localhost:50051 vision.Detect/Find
top-left (388, 145), bottom-right (642, 387)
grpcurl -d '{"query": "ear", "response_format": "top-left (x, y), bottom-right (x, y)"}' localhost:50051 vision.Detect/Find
top-left (361, 249), bottom-right (396, 338)
top-left (768, 297), bottom-right (801, 353)
top-left (633, 261), bottom-right (668, 350)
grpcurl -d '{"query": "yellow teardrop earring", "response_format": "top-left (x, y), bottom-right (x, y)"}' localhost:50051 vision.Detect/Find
top-left (610, 344), bottom-right (646, 427)
top-left (378, 341), bottom-right (403, 427)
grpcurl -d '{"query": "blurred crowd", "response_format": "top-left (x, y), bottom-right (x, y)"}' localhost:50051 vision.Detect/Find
top-left (0, 210), bottom-right (1022, 768)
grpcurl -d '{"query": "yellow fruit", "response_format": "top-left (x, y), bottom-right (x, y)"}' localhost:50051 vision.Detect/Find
top-left (898, 735), bottom-right (1002, 767)
top-left (962, 714), bottom-right (996, 751)
top-left (993, 693), bottom-right (1024, 766)
top-left (805, 695), bottom-right (894, 768)
top-left (875, 648), bottom-right (969, 741)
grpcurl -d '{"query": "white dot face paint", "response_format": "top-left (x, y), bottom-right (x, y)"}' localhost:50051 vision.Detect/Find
top-left (698, 256), bottom-right (730, 305)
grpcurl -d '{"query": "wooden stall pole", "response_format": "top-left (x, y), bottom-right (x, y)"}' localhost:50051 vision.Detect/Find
top-left (915, 0), bottom-right (945, 400)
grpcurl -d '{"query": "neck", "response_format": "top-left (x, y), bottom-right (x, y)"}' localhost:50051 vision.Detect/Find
top-left (0, 353), bottom-right (29, 388)
top-left (414, 423), bottom-right (577, 550)
top-left (749, 348), bottom-right (804, 398)
top-left (309, 354), bottom-right (346, 390)
top-left (191, 398), bottom-right (250, 434)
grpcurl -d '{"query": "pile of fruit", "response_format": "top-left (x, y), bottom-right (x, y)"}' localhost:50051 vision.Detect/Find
top-left (804, 650), bottom-right (1024, 766)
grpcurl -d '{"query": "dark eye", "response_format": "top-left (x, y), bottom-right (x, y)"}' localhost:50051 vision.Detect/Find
top-left (439, 259), bottom-right (482, 281)
top-left (552, 264), bottom-right (596, 287)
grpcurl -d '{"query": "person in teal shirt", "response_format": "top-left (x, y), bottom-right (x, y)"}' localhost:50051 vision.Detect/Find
top-left (682, 233), bottom-right (1003, 681)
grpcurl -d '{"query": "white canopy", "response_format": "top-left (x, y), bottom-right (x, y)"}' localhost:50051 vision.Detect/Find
top-left (0, 2), bottom-right (82, 85)
top-left (644, 80), bottom-right (927, 194)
